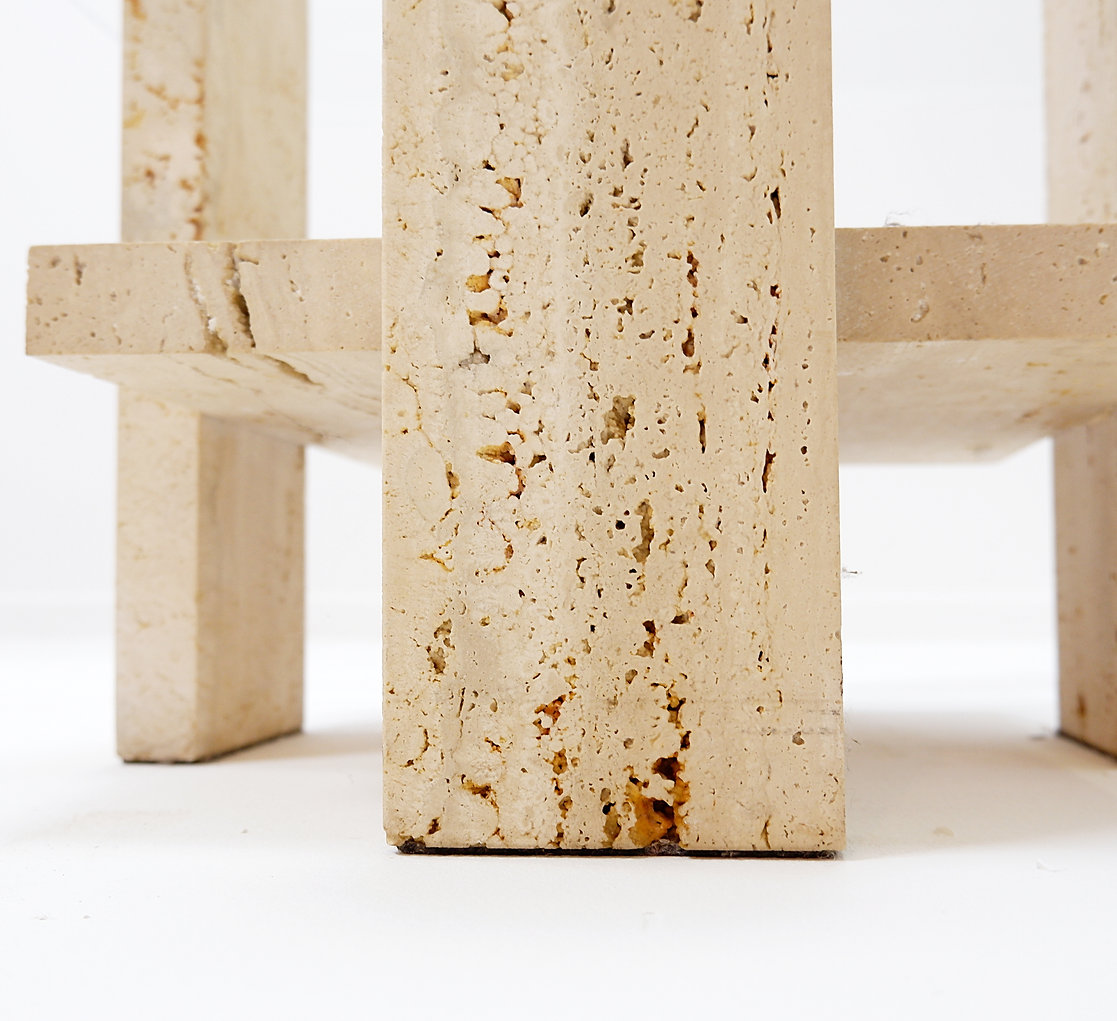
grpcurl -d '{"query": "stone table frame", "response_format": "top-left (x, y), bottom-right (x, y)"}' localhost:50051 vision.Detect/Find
top-left (26, 0), bottom-right (1117, 853)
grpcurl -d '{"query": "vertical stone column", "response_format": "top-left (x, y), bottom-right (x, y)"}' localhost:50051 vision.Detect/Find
top-left (1047, 0), bottom-right (1117, 758)
top-left (383, 0), bottom-right (844, 851)
top-left (116, 0), bottom-right (307, 762)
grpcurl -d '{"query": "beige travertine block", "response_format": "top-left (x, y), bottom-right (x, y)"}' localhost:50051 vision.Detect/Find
top-left (31, 226), bottom-right (1117, 468)
top-left (27, 240), bottom-right (381, 462)
top-left (117, 0), bottom-right (307, 762)
top-left (1054, 415), bottom-right (1117, 757)
top-left (836, 225), bottom-right (1117, 461)
top-left (1047, 0), bottom-right (1117, 757)
top-left (117, 393), bottom-right (304, 761)
top-left (383, 0), bottom-right (844, 851)
top-left (122, 0), bottom-right (306, 241)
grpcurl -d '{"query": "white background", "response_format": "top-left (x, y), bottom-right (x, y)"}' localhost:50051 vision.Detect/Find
top-left (5, 2), bottom-right (1113, 1018)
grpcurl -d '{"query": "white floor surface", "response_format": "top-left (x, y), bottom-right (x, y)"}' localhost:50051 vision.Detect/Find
top-left (3, 632), bottom-right (1115, 1019)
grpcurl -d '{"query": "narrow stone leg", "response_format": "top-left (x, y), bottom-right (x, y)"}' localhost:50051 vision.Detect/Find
top-left (117, 392), bottom-right (305, 762)
top-left (1047, 0), bottom-right (1117, 757)
top-left (1054, 417), bottom-right (1117, 756)
top-left (383, 0), bottom-right (844, 851)
top-left (116, 0), bottom-right (308, 761)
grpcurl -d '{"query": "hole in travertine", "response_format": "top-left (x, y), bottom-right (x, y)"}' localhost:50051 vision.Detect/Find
top-left (621, 139), bottom-right (633, 168)
top-left (463, 778), bottom-right (494, 800)
top-left (478, 441), bottom-right (516, 464)
top-left (762, 448), bottom-right (776, 492)
top-left (697, 408), bottom-right (707, 452)
top-left (602, 395), bottom-right (636, 444)
top-left (468, 304), bottom-right (507, 327)
top-left (497, 176), bottom-right (522, 205)
top-left (633, 501), bottom-right (654, 564)
top-left (769, 187), bottom-right (781, 219)
top-left (459, 343), bottom-right (490, 367)
top-left (653, 755), bottom-right (681, 782)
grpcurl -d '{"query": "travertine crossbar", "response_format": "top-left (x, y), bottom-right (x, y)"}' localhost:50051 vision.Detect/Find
top-left (29, 224), bottom-right (1117, 464)
top-left (28, 240), bottom-right (381, 462)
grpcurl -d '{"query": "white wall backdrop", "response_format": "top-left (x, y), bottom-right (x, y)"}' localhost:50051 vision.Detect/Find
top-left (0, 1), bottom-right (1054, 676)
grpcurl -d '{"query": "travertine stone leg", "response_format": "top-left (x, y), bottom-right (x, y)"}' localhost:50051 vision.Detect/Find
top-left (383, 0), bottom-right (844, 851)
top-left (1054, 415), bottom-right (1117, 757)
top-left (117, 0), bottom-right (307, 761)
top-left (117, 392), bottom-right (305, 761)
top-left (1047, 0), bottom-right (1117, 756)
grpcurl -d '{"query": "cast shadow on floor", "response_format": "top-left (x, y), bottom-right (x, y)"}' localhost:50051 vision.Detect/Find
top-left (232, 705), bottom-right (1117, 859)
top-left (843, 708), bottom-right (1117, 858)
top-left (231, 724), bottom-right (382, 763)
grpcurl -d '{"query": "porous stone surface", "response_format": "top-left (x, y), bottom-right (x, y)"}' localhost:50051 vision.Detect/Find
top-left (836, 224), bottom-right (1117, 461)
top-left (27, 240), bottom-right (382, 461)
top-left (110, 0), bottom-right (308, 762)
top-left (33, 226), bottom-right (1117, 470)
top-left (1048, 0), bottom-right (1117, 759)
top-left (383, 0), bottom-right (844, 851)
top-left (122, 0), bottom-right (306, 241)
top-left (116, 393), bottom-right (305, 763)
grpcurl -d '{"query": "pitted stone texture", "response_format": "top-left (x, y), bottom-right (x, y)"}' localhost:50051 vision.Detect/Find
top-left (1048, 0), bottom-right (1117, 759)
top-left (384, 0), bottom-right (844, 851)
top-left (27, 240), bottom-right (381, 462)
top-left (112, 0), bottom-right (308, 762)
top-left (116, 393), bottom-right (305, 763)
top-left (122, 0), bottom-right (306, 242)
top-left (836, 224), bottom-right (1117, 462)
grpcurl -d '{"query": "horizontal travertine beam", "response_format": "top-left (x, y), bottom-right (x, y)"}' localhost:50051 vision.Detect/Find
top-left (27, 239), bottom-right (380, 461)
top-left (836, 223), bottom-right (1117, 461)
top-left (28, 225), bottom-right (1117, 464)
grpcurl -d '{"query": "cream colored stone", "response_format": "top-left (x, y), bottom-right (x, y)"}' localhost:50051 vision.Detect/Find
top-left (114, 0), bottom-right (308, 762)
top-left (383, 0), bottom-right (845, 851)
top-left (122, 0), bottom-right (306, 241)
top-left (27, 240), bottom-right (381, 461)
top-left (836, 224), bottom-right (1117, 461)
top-left (116, 393), bottom-right (304, 762)
top-left (32, 225), bottom-right (1117, 469)
top-left (1047, 0), bottom-right (1117, 758)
